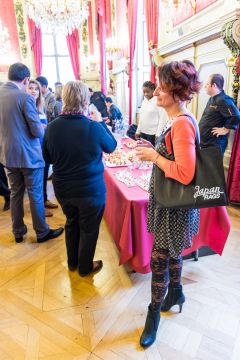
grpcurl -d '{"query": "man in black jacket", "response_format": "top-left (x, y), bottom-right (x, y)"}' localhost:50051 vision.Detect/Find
top-left (199, 74), bottom-right (240, 155)
top-left (89, 88), bottom-right (108, 120)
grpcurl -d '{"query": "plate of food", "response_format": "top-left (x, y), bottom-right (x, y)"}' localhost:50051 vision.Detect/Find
top-left (104, 150), bottom-right (132, 167)
top-left (124, 140), bottom-right (137, 149)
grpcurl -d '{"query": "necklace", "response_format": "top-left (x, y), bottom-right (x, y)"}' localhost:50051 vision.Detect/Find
top-left (169, 111), bottom-right (187, 121)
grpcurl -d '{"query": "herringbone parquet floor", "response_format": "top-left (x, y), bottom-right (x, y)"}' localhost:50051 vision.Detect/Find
top-left (0, 182), bottom-right (240, 360)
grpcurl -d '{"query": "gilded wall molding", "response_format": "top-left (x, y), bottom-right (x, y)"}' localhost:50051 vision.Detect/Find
top-left (221, 19), bottom-right (240, 104)
top-left (111, 0), bottom-right (116, 38)
top-left (14, 0), bottom-right (28, 59)
top-left (82, 20), bottom-right (89, 57)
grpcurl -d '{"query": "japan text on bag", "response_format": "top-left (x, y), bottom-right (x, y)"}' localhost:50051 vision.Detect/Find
top-left (154, 116), bottom-right (228, 209)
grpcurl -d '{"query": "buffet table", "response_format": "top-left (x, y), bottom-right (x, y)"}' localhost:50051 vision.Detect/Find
top-left (104, 144), bottom-right (231, 274)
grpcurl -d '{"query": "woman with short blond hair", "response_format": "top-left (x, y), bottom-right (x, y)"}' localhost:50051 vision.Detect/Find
top-left (42, 81), bottom-right (117, 276)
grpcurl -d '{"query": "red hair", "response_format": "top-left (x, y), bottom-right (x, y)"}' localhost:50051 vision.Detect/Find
top-left (157, 61), bottom-right (201, 101)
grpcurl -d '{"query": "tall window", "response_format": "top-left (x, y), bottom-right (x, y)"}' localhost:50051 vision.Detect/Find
top-left (136, 0), bottom-right (151, 108)
top-left (42, 32), bottom-right (75, 88)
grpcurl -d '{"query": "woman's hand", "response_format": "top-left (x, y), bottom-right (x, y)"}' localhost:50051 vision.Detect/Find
top-left (136, 146), bottom-right (158, 162)
top-left (136, 138), bottom-right (154, 148)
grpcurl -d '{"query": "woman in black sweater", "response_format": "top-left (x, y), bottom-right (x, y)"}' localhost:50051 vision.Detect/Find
top-left (42, 81), bottom-right (117, 276)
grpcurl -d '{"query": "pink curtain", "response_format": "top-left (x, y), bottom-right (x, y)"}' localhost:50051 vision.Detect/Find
top-left (95, 0), bottom-right (107, 94)
top-left (105, 0), bottom-right (112, 38)
top-left (144, 0), bottom-right (159, 83)
top-left (227, 126), bottom-right (240, 204)
top-left (128, 0), bottom-right (138, 124)
top-left (66, 29), bottom-right (80, 80)
top-left (88, 1), bottom-right (94, 55)
top-left (27, 18), bottom-right (42, 76)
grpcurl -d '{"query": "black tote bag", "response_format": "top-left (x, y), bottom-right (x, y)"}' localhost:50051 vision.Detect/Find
top-left (154, 117), bottom-right (228, 209)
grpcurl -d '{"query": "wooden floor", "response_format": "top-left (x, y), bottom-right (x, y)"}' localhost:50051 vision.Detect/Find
top-left (0, 182), bottom-right (240, 360)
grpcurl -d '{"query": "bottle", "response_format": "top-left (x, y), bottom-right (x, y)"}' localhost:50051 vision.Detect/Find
top-left (112, 119), bottom-right (115, 133)
top-left (115, 120), bottom-right (120, 134)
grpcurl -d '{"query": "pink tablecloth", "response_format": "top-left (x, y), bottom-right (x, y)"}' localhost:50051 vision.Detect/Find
top-left (104, 167), bottom-right (231, 274)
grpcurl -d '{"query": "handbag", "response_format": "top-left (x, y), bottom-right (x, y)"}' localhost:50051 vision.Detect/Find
top-left (154, 115), bottom-right (228, 209)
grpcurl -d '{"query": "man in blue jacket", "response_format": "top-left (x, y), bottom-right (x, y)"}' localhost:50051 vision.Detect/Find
top-left (199, 74), bottom-right (240, 155)
top-left (105, 97), bottom-right (123, 130)
top-left (0, 63), bottom-right (63, 243)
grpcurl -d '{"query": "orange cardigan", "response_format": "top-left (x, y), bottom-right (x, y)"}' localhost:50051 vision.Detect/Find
top-left (160, 116), bottom-right (197, 185)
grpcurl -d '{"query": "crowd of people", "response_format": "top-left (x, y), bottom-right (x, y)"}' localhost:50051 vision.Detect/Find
top-left (0, 60), bottom-right (240, 347)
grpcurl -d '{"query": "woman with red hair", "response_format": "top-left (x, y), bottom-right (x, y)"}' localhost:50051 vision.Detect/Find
top-left (136, 61), bottom-right (201, 347)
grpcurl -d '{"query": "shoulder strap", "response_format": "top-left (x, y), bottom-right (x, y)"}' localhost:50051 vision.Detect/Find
top-left (181, 114), bottom-right (200, 145)
top-left (169, 114), bottom-right (200, 155)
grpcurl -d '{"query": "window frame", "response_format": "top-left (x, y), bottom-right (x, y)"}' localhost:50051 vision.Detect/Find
top-left (42, 32), bottom-right (73, 85)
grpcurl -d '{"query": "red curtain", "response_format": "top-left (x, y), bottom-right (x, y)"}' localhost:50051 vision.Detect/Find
top-left (95, 0), bottom-right (107, 94)
top-left (105, 0), bottom-right (112, 38)
top-left (0, 0), bottom-right (20, 71)
top-left (105, 0), bottom-right (112, 71)
top-left (128, 0), bottom-right (138, 124)
top-left (88, 1), bottom-right (94, 55)
top-left (66, 29), bottom-right (80, 80)
top-left (27, 18), bottom-right (42, 76)
top-left (227, 127), bottom-right (240, 204)
top-left (144, 0), bottom-right (159, 83)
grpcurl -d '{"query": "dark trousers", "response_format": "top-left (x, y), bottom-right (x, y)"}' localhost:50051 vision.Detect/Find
top-left (43, 162), bottom-right (50, 203)
top-left (218, 138), bottom-right (228, 156)
top-left (140, 132), bottom-right (156, 146)
top-left (0, 163), bottom-right (10, 197)
top-left (7, 167), bottom-right (49, 238)
top-left (57, 195), bottom-right (105, 274)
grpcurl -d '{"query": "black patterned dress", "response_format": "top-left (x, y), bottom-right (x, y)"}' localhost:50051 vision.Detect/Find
top-left (147, 128), bottom-right (200, 259)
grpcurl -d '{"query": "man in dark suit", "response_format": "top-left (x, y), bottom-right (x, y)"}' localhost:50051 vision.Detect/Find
top-left (36, 76), bottom-right (56, 123)
top-left (0, 63), bottom-right (63, 243)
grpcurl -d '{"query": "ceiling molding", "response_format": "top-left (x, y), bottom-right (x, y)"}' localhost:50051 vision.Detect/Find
top-left (161, 44), bottom-right (193, 58)
top-left (158, 10), bottom-right (236, 56)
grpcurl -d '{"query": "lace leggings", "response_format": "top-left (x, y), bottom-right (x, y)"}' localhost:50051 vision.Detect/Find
top-left (151, 246), bottom-right (183, 311)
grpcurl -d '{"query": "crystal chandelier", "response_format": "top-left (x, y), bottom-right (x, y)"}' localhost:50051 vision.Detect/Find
top-left (106, 38), bottom-right (123, 61)
top-left (0, 20), bottom-right (11, 54)
top-left (25, 0), bottom-right (89, 34)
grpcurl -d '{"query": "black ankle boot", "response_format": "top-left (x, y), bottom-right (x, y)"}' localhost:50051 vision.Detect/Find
top-left (161, 284), bottom-right (185, 313)
top-left (140, 304), bottom-right (160, 348)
